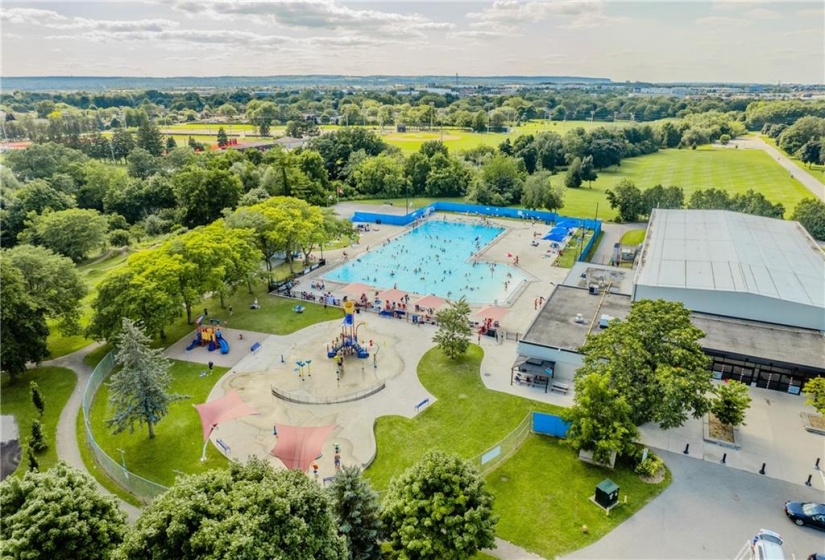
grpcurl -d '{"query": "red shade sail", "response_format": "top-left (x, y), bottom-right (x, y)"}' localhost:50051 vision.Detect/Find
top-left (378, 288), bottom-right (408, 303)
top-left (270, 425), bottom-right (336, 471)
top-left (415, 295), bottom-right (448, 310)
top-left (194, 391), bottom-right (258, 441)
top-left (342, 282), bottom-right (374, 294)
top-left (473, 305), bottom-right (509, 322)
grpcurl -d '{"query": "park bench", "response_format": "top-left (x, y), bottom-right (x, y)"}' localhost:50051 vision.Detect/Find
top-left (550, 381), bottom-right (570, 395)
top-left (216, 438), bottom-right (231, 454)
top-left (250, 342), bottom-right (262, 353)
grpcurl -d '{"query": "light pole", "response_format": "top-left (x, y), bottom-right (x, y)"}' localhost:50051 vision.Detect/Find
top-left (117, 448), bottom-right (129, 480)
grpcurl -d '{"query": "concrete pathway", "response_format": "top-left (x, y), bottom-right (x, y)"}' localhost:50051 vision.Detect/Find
top-left (566, 450), bottom-right (825, 560)
top-left (734, 136), bottom-right (825, 201)
top-left (44, 344), bottom-right (142, 522)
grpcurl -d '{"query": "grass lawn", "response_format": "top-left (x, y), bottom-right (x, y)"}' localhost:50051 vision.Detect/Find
top-left (215, 293), bottom-right (344, 336)
top-left (0, 367), bottom-right (77, 477)
top-left (760, 135), bottom-right (825, 186)
top-left (365, 345), bottom-right (562, 491)
top-left (366, 345), bottom-right (669, 559)
top-left (620, 229), bottom-right (646, 246)
top-left (87, 360), bottom-right (230, 488)
top-left (487, 435), bottom-right (670, 558)
top-left (557, 230), bottom-right (596, 268)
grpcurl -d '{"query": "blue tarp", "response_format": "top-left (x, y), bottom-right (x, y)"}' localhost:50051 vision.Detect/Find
top-left (532, 412), bottom-right (570, 438)
top-left (543, 232), bottom-right (567, 242)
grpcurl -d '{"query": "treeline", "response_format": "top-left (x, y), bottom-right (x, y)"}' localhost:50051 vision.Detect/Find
top-left (762, 116), bottom-right (825, 167)
top-left (604, 179), bottom-right (825, 241)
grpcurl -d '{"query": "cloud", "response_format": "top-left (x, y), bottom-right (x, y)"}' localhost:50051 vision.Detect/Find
top-left (746, 7), bottom-right (782, 20)
top-left (695, 16), bottom-right (751, 27)
top-left (167, 0), bottom-right (450, 35)
top-left (47, 28), bottom-right (290, 49)
top-left (448, 29), bottom-right (510, 40)
top-left (465, 0), bottom-right (626, 31)
top-left (1, 7), bottom-right (178, 32)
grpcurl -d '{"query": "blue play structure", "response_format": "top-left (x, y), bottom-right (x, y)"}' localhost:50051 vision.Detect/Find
top-left (327, 301), bottom-right (369, 359)
top-left (185, 316), bottom-right (229, 355)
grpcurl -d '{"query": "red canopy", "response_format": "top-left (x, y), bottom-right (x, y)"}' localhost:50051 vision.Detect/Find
top-left (194, 391), bottom-right (258, 441)
top-left (415, 294), bottom-right (448, 310)
top-left (378, 288), bottom-right (408, 303)
top-left (473, 305), bottom-right (509, 322)
top-left (343, 282), bottom-right (374, 295)
top-left (271, 425), bottom-right (336, 471)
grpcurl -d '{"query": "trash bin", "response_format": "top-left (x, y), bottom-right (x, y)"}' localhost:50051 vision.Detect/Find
top-left (595, 479), bottom-right (619, 508)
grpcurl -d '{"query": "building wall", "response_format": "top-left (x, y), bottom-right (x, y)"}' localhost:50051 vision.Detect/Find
top-left (632, 285), bottom-right (824, 331)
top-left (517, 342), bottom-right (583, 381)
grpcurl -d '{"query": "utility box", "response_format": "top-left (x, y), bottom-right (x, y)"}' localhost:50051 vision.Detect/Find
top-left (595, 479), bottom-right (619, 508)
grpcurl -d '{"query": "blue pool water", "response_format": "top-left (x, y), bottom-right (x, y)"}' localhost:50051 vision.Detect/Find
top-left (323, 221), bottom-right (527, 304)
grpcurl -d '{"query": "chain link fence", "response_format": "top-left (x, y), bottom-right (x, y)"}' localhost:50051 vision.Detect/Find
top-left (82, 351), bottom-right (169, 503)
top-left (470, 412), bottom-right (533, 476)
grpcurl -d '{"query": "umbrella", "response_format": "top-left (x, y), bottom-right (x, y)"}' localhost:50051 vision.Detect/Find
top-left (473, 305), bottom-right (509, 322)
top-left (378, 288), bottom-right (408, 303)
top-left (415, 294), bottom-right (448, 311)
top-left (342, 282), bottom-right (374, 295)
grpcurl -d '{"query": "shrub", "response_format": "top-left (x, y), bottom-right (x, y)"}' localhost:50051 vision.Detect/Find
top-left (635, 453), bottom-right (664, 478)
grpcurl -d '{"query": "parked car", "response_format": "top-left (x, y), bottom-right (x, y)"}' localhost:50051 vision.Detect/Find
top-left (751, 529), bottom-right (785, 560)
top-left (806, 553), bottom-right (824, 560)
top-left (784, 501), bottom-right (825, 530)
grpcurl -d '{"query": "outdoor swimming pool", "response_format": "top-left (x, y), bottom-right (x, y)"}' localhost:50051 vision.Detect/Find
top-left (323, 220), bottom-right (528, 304)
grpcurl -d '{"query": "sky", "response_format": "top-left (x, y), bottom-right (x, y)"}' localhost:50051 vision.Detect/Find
top-left (1, 1), bottom-right (823, 84)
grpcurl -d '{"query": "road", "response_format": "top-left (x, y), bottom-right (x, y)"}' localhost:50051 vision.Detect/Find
top-left (734, 136), bottom-right (825, 201)
top-left (567, 451), bottom-right (825, 560)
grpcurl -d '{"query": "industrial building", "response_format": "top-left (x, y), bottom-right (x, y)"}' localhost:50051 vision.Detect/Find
top-left (516, 210), bottom-right (825, 394)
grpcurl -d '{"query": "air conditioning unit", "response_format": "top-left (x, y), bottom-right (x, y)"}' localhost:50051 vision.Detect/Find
top-left (588, 284), bottom-right (600, 295)
top-left (599, 314), bottom-right (613, 329)
top-left (574, 313), bottom-right (585, 324)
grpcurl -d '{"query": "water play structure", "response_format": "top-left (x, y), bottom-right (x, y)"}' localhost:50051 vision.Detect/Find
top-left (327, 300), bottom-right (369, 359)
top-left (185, 316), bottom-right (230, 354)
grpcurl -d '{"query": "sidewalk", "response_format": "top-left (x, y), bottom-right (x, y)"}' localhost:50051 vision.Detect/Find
top-left (44, 344), bottom-right (142, 522)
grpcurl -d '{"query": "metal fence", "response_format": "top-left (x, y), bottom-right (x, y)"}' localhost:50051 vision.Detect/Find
top-left (469, 412), bottom-right (533, 476)
top-left (271, 381), bottom-right (386, 404)
top-left (81, 351), bottom-right (169, 503)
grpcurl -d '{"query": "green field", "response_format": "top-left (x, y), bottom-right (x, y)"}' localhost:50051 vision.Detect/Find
top-left (0, 367), bottom-right (77, 477)
top-left (620, 230), bottom-right (646, 246)
top-left (88, 360), bottom-right (230, 487)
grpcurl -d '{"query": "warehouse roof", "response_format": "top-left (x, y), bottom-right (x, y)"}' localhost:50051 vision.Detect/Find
top-left (634, 210), bottom-right (825, 308)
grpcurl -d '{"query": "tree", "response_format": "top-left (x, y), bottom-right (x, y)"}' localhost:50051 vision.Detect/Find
top-left (425, 154), bottom-right (471, 198)
top-left (327, 465), bottom-right (382, 560)
top-left (711, 380), bottom-right (751, 428)
top-left (21, 208), bottom-right (108, 262)
top-left (471, 154), bottom-right (524, 206)
top-left (564, 372), bottom-right (639, 464)
top-left (778, 116), bottom-right (825, 155)
top-left (126, 147), bottom-right (160, 179)
top-left (0, 259), bottom-right (49, 380)
top-left (0, 461), bottom-right (128, 559)
top-left (729, 189), bottom-right (785, 219)
top-left (564, 156), bottom-right (583, 188)
top-left (4, 141), bottom-right (87, 180)
top-left (688, 187), bottom-right (731, 210)
top-left (1, 179), bottom-right (76, 247)
top-left (576, 299), bottom-right (713, 430)
top-left (796, 138), bottom-right (822, 168)
top-left (803, 377), bottom-right (825, 416)
top-left (26, 444), bottom-right (39, 472)
top-left (119, 458), bottom-right (347, 559)
top-left (382, 450), bottom-right (497, 560)
top-left (29, 419), bottom-right (48, 452)
top-left (580, 154), bottom-right (598, 187)
top-left (173, 165), bottom-right (243, 228)
top-left (165, 136), bottom-right (177, 151)
top-left (110, 127), bottom-right (135, 162)
top-left (606, 179), bottom-right (644, 222)
top-left (521, 171), bottom-right (551, 210)
top-left (30, 381), bottom-right (45, 417)
top-left (351, 154), bottom-right (408, 198)
top-left (106, 318), bottom-right (184, 438)
top-left (719, 133), bottom-right (731, 145)
top-left (4, 244), bottom-right (88, 335)
top-left (217, 126), bottom-right (229, 148)
top-left (433, 297), bottom-right (472, 360)
top-left (135, 113), bottom-right (164, 156)
top-left (791, 197), bottom-right (825, 241)
top-left (642, 184), bottom-right (684, 216)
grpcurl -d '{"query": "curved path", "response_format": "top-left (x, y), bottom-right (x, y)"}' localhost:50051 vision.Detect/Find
top-left (734, 136), bottom-right (825, 201)
top-left (44, 345), bottom-right (142, 522)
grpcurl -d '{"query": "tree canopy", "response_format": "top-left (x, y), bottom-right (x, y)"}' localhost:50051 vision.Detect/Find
top-left (0, 461), bottom-right (128, 560)
top-left (433, 297), bottom-right (473, 360)
top-left (119, 458), bottom-right (347, 559)
top-left (0, 258), bottom-right (50, 379)
top-left (382, 450), bottom-right (497, 560)
top-left (327, 465), bottom-right (383, 560)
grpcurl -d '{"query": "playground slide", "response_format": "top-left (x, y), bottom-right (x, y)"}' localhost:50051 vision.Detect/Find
top-left (185, 332), bottom-right (202, 351)
top-left (218, 336), bottom-right (229, 355)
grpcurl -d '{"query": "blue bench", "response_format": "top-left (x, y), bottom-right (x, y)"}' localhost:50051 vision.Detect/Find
top-left (250, 342), bottom-right (261, 353)
top-left (415, 398), bottom-right (430, 412)
top-left (216, 438), bottom-right (231, 454)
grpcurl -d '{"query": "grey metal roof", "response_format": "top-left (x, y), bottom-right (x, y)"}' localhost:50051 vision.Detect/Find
top-left (634, 210), bottom-right (825, 308)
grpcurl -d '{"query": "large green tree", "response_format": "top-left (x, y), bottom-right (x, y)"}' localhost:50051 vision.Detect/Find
top-left (0, 179), bottom-right (76, 246)
top-left (433, 297), bottom-right (473, 360)
top-left (382, 450), bottom-right (497, 560)
top-left (606, 179), bottom-right (644, 222)
top-left (106, 318), bottom-right (184, 438)
top-left (0, 461), bottom-right (128, 560)
top-left (119, 458), bottom-right (347, 559)
top-left (576, 299), bottom-right (713, 430)
top-left (327, 465), bottom-right (383, 560)
top-left (711, 380), bottom-right (751, 428)
top-left (174, 165), bottom-right (243, 228)
top-left (21, 208), bottom-right (108, 262)
top-left (791, 197), bottom-right (825, 241)
top-left (3, 244), bottom-right (87, 335)
top-left (0, 258), bottom-right (50, 379)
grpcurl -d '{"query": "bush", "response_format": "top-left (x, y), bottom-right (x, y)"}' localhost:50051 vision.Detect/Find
top-left (635, 454), bottom-right (664, 478)
top-left (108, 229), bottom-right (131, 247)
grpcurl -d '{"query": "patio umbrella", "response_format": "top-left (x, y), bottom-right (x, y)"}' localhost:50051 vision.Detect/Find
top-left (378, 288), bottom-right (408, 303)
top-left (415, 294), bottom-right (448, 311)
top-left (342, 282), bottom-right (374, 295)
top-left (472, 305), bottom-right (509, 322)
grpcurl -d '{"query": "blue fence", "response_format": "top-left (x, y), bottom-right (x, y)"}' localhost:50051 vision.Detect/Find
top-left (532, 412), bottom-right (570, 438)
top-left (351, 202), bottom-right (602, 262)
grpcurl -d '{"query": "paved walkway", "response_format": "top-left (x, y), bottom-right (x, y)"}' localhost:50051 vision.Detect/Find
top-left (44, 344), bottom-right (142, 522)
top-left (733, 136), bottom-right (825, 201)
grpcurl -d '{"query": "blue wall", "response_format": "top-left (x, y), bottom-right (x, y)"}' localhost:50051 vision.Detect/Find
top-left (351, 202), bottom-right (602, 262)
top-left (532, 412), bottom-right (570, 438)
